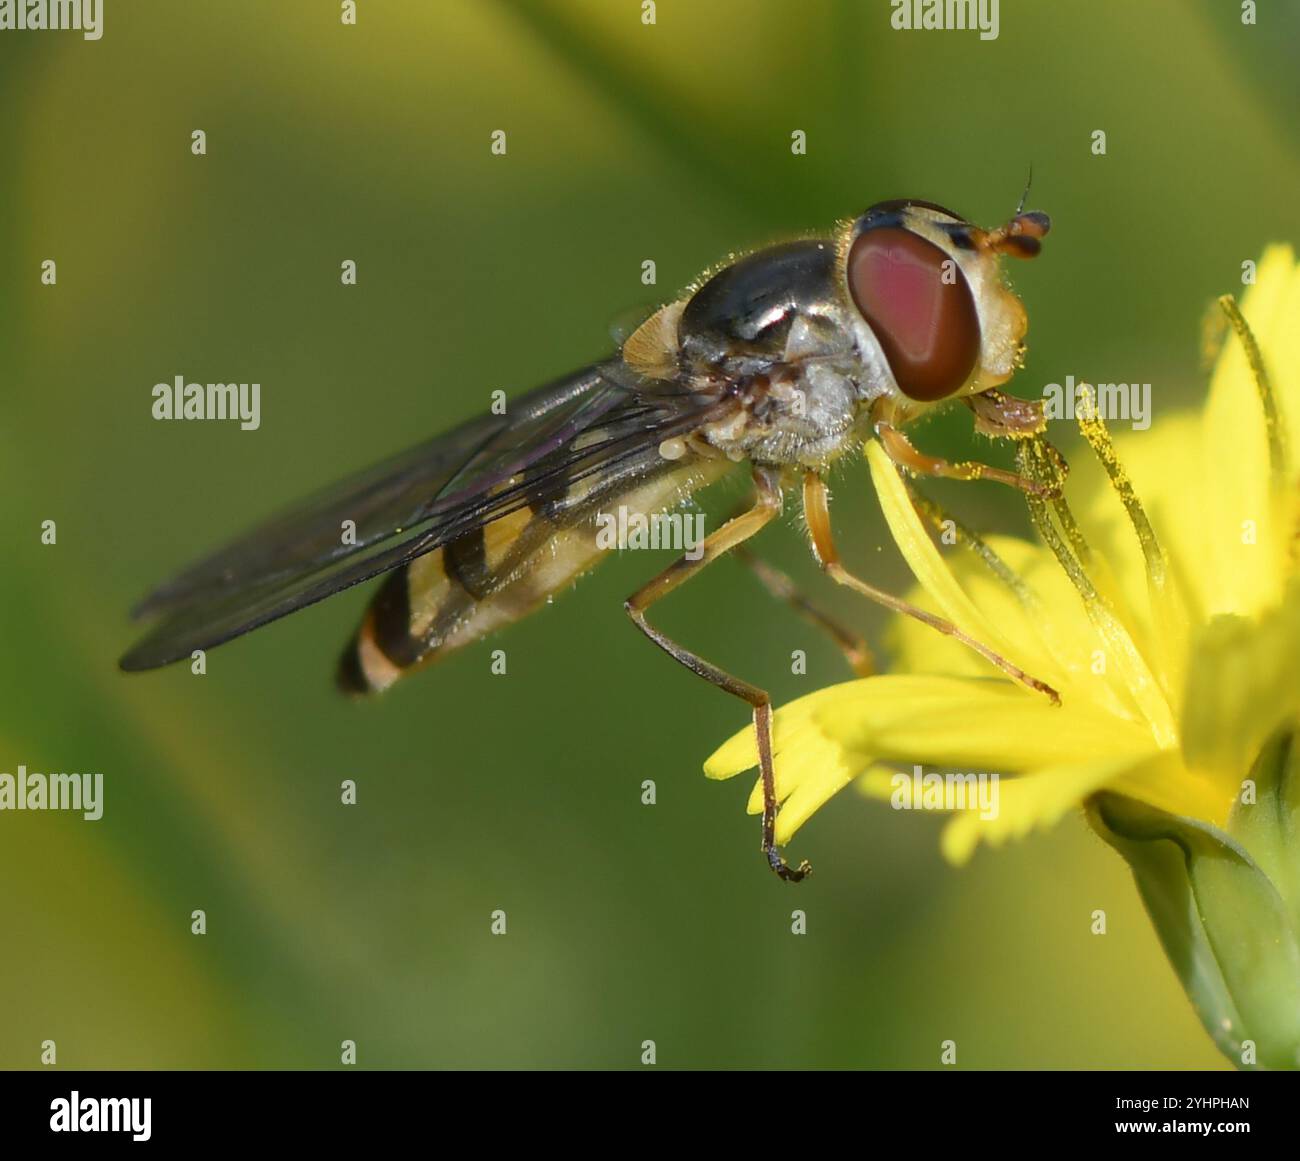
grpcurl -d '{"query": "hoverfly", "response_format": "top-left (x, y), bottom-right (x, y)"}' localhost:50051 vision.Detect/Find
top-left (122, 197), bottom-right (1054, 881)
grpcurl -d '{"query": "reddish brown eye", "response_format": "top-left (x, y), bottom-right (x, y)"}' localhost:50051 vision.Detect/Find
top-left (847, 226), bottom-right (980, 402)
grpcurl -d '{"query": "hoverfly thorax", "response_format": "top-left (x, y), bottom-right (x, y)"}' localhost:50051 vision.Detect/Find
top-left (623, 197), bottom-right (1050, 473)
top-left (837, 198), bottom-right (1051, 415)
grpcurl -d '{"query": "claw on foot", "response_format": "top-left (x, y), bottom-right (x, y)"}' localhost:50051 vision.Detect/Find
top-left (767, 846), bottom-right (812, 883)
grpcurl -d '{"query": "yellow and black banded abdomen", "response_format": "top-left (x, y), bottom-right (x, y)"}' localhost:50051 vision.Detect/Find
top-left (337, 503), bottom-right (554, 695)
top-left (336, 459), bottom-right (727, 695)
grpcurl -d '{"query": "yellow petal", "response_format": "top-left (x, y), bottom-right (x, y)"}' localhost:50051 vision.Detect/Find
top-left (1107, 763), bottom-right (1234, 831)
top-left (741, 733), bottom-right (873, 844)
top-left (889, 532), bottom-right (1139, 722)
top-left (865, 442), bottom-right (1036, 675)
top-left (1198, 246), bottom-right (1295, 616)
top-left (703, 681), bottom-right (855, 778)
top-left (1181, 583), bottom-right (1300, 792)
top-left (853, 754), bottom-right (1138, 862)
top-left (815, 674), bottom-right (1154, 770)
top-left (936, 754), bottom-right (1176, 864)
top-left (710, 673), bottom-right (1158, 847)
top-left (1243, 245), bottom-right (1300, 470)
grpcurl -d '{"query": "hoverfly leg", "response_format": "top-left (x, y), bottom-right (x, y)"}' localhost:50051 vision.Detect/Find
top-left (730, 544), bottom-right (874, 677)
top-left (875, 418), bottom-right (1061, 499)
top-left (624, 466), bottom-right (811, 883)
top-left (801, 473), bottom-right (1060, 705)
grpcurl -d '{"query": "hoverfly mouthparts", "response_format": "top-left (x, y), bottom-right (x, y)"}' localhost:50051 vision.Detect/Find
top-left (842, 199), bottom-right (1051, 403)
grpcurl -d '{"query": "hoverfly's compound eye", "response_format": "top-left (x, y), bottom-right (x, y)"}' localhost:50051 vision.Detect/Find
top-left (847, 226), bottom-right (980, 402)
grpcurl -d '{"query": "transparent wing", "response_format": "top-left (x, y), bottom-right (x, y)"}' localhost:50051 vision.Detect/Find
top-left (120, 360), bottom-right (723, 670)
top-left (130, 363), bottom-right (618, 621)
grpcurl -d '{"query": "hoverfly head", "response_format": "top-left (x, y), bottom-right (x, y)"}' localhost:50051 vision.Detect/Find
top-left (839, 195), bottom-right (1050, 406)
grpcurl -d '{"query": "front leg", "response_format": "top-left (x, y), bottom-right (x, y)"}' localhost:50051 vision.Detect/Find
top-left (874, 396), bottom-right (1061, 498)
top-left (801, 473), bottom-right (1059, 704)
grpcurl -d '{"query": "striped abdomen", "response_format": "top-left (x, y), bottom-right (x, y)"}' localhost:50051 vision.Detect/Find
top-left (337, 453), bottom-right (729, 695)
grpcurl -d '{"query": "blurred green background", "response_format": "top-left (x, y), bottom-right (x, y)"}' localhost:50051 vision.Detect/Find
top-left (2, 0), bottom-right (1297, 1069)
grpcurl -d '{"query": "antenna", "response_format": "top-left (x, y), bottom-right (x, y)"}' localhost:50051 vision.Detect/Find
top-left (1015, 165), bottom-right (1035, 215)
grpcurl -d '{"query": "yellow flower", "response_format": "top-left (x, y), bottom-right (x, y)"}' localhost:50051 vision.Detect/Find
top-left (705, 246), bottom-right (1300, 1068)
